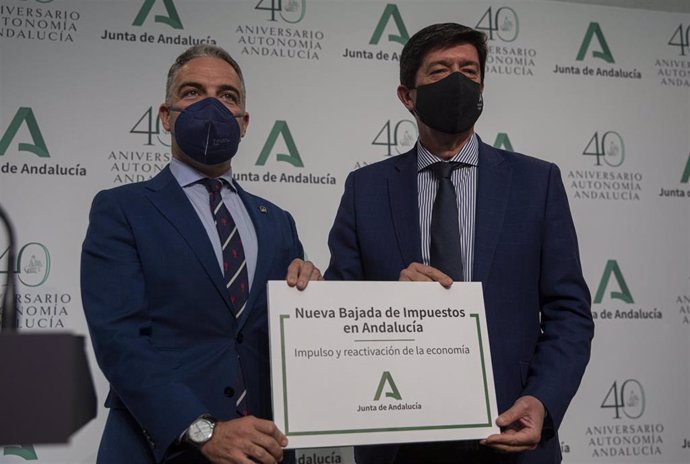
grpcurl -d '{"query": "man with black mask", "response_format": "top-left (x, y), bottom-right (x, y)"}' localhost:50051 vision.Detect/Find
top-left (325, 23), bottom-right (593, 464)
top-left (81, 44), bottom-right (321, 464)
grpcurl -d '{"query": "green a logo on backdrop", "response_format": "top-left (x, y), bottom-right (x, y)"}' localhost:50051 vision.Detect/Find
top-left (576, 22), bottom-right (614, 63)
top-left (374, 371), bottom-right (402, 400)
top-left (0, 108), bottom-right (49, 158)
top-left (594, 260), bottom-right (634, 304)
top-left (492, 133), bottom-right (514, 152)
top-left (133, 0), bottom-right (183, 30)
top-left (681, 155), bottom-right (690, 183)
top-left (369, 4), bottom-right (409, 46)
top-left (3, 445), bottom-right (38, 460)
top-left (256, 121), bottom-right (304, 167)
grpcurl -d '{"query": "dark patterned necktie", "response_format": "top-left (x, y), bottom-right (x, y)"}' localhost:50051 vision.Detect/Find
top-left (201, 178), bottom-right (249, 415)
top-left (428, 161), bottom-right (464, 281)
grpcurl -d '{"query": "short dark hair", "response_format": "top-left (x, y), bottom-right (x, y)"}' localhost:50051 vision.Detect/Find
top-left (399, 23), bottom-right (487, 88)
top-left (166, 44), bottom-right (246, 106)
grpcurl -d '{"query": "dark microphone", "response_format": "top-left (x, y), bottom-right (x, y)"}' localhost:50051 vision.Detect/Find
top-left (0, 204), bottom-right (97, 445)
top-left (0, 203), bottom-right (17, 332)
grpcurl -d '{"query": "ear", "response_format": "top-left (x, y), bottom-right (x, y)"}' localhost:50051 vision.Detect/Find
top-left (397, 85), bottom-right (415, 113)
top-left (238, 111), bottom-right (250, 138)
top-left (159, 103), bottom-right (172, 132)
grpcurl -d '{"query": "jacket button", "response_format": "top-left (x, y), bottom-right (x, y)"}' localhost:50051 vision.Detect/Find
top-left (236, 332), bottom-right (243, 343)
top-left (224, 387), bottom-right (235, 397)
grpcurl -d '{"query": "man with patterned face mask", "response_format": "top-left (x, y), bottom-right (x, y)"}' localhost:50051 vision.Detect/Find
top-left (82, 44), bottom-right (320, 464)
top-left (325, 23), bottom-right (593, 464)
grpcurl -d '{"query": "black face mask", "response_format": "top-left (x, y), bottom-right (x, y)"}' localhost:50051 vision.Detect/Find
top-left (414, 72), bottom-right (483, 134)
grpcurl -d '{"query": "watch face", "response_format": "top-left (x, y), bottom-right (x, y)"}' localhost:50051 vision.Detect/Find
top-left (189, 418), bottom-right (214, 444)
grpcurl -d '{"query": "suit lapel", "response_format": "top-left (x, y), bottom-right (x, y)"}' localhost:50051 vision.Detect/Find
top-left (473, 141), bottom-right (512, 283)
top-left (389, 149), bottom-right (423, 266)
top-left (144, 167), bottom-right (233, 312)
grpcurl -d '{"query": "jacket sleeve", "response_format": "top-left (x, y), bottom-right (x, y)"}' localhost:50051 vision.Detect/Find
top-left (324, 171), bottom-right (365, 280)
top-left (522, 163), bottom-right (594, 431)
top-left (81, 190), bottom-right (208, 462)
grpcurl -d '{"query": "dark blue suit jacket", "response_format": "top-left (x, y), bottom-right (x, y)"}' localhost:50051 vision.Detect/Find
top-left (81, 166), bottom-right (304, 463)
top-left (325, 141), bottom-right (593, 463)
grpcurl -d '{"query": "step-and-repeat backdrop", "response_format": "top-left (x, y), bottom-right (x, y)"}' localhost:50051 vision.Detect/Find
top-left (1, 0), bottom-right (688, 462)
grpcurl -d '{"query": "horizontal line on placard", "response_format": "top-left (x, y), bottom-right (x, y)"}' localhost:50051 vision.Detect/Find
top-left (286, 422), bottom-right (494, 436)
top-left (353, 339), bottom-right (416, 342)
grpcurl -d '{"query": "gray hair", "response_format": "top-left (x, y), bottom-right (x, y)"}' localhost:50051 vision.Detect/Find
top-left (165, 44), bottom-right (246, 106)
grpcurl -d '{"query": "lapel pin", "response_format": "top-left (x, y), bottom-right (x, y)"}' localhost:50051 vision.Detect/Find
top-left (259, 205), bottom-right (268, 214)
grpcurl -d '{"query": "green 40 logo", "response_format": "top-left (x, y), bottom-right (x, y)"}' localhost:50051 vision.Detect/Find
top-left (601, 379), bottom-right (645, 419)
top-left (372, 120), bottom-right (417, 157)
top-left (0, 242), bottom-right (51, 288)
top-left (255, 0), bottom-right (305, 24)
top-left (130, 107), bottom-right (169, 147)
top-left (582, 131), bottom-right (624, 167)
top-left (668, 24), bottom-right (689, 56)
top-left (475, 7), bottom-right (519, 42)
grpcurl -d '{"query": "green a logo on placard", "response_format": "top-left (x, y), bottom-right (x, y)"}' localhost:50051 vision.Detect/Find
top-left (3, 445), bottom-right (38, 460)
top-left (594, 260), bottom-right (634, 304)
top-left (493, 133), bottom-right (514, 152)
top-left (256, 121), bottom-right (304, 167)
top-left (374, 371), bottom-right (402, 400)
top-left (133, 0), bottom-right (183, 29)
top-left (0, 107), bottom-right (49, 158)
top-left (681, 155), bottom-right (690, 183)
top-left (369, 4), bottom-right (409, 46)
top-left (576, 22), bottom-right (614, 63)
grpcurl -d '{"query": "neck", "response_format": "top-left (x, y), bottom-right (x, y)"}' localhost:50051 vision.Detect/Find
top-left (418, 127), bottom-right (473, 161)
top-left (173, 152), bottom-right (232, 178)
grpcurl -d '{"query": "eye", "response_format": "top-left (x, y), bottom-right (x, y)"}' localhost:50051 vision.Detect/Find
top-left (181, 88), bottom-right (199, 98)
top-left (220, 92), bottom-right (239, 103)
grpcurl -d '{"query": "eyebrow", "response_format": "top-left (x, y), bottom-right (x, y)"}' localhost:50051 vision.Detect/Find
top-left (426, 58), bottom-right (479, 69)
top-left (176, 81), bottom-right (241, 96)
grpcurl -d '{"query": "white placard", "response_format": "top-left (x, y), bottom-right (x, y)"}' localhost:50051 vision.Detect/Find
top-left (267, 281), bottom-right (499, 449)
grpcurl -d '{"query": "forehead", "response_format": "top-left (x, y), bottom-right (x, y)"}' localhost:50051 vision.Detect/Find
top-left (173, 56), bottom-right (240, 87)
top-left (420, 42), bottom-right (480, 67)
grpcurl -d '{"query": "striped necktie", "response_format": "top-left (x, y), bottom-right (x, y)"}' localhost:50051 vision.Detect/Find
top-left (201, 177), bottom-right (249, 415)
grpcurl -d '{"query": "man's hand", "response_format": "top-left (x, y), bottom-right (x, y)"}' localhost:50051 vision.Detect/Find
top-left (200, 416), bottom-right (288, 464)
top-left (480, 395), bottom-right (546, 453)
top-left (399, 262), bottom-right (453, 288)
top-left (286, 258), bottom-right (322, 290)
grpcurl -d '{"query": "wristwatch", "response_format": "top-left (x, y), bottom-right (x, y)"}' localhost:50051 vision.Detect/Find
top-left (185, 415), bottom-right (216, 447)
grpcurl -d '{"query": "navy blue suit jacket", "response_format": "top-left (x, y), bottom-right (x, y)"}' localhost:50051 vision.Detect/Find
top-left (325, 141), bottom-right (593, 463)
top-left (81, 166), bottom-right (303, 463)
